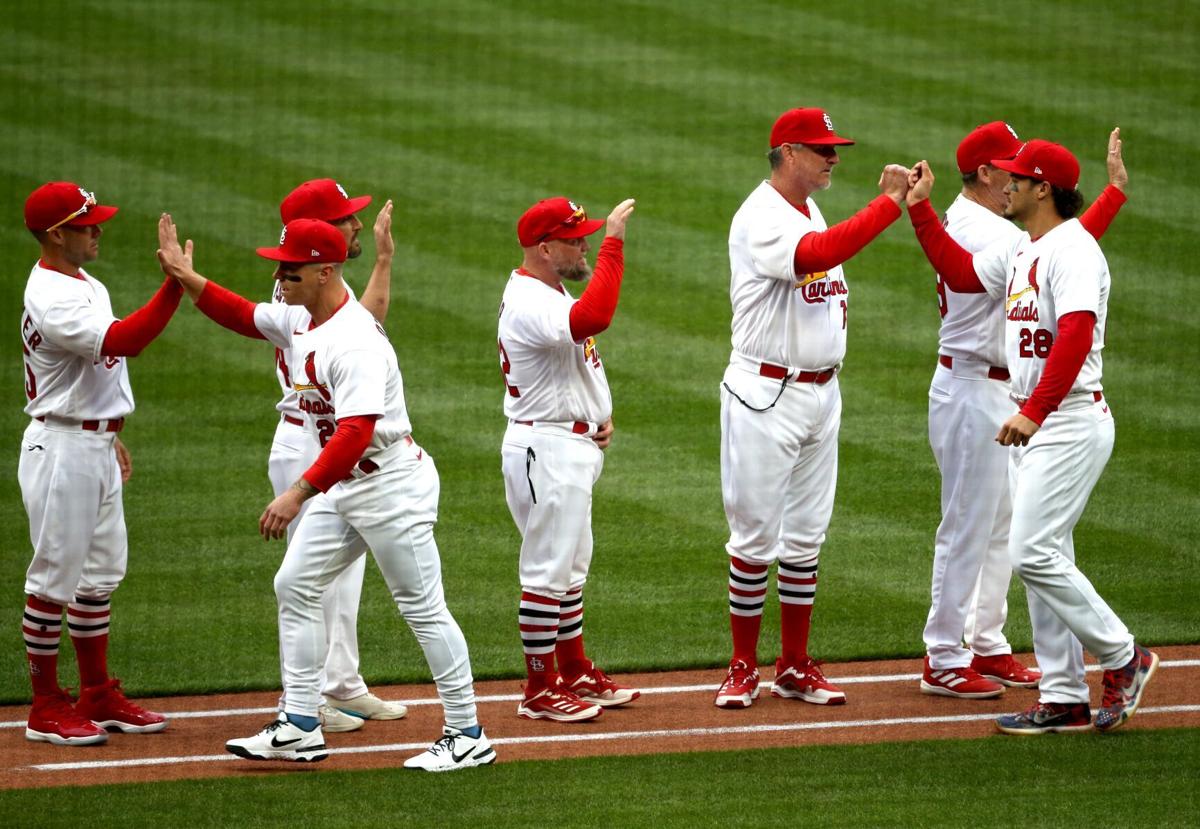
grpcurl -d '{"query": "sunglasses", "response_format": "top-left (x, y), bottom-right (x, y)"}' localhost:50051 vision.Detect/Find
top-left (537, 206), bottom-right (587, 243)
top-left (46, 191), bottom-right (97, 231)
top-left (802, 144), bottom-right (840, 158)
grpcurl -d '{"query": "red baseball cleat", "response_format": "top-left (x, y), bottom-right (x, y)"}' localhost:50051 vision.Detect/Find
top-left (971, 653), bottom-right (1042, 688)
top-left (771, 657), bottom-right (847, 705)
top-left (75, 678), bottom-right (167, 733)
top-left (562, 661), bottom-right (640, 707)
top-left (1095, 645), bottom-right (1159, 733)
top-left (517, 685), bottom-right (603, 722)
top-left (26, 688), bottom-right (108, 746)
top-left (921, 657), bottom-right (1005, 699)
top-left (714, 659), bottom-right (760, 709)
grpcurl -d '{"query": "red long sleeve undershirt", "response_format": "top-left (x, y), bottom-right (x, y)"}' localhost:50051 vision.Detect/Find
top-left (793, 195), bottom-right (902, 274)
top-left (1020, 311), bottom-right (1096, 425)
top-left (195, 280), bottom-right (267, 339)
top-left (568, 237), bottom-right (624, 341)
top-left (908, 185), bottom-right (1128, 293)
top-left (100, 278), bottom-right (185, 357)
top-left (302, 416), bottom-right (377, 492)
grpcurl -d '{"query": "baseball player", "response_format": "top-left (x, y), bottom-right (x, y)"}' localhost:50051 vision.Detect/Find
top-left (267, 179), bottom-right (407, 733)
top-left (906, 143), bottom-right (1158, 734)
top-left (19, 182), bottom-right (181, 745)
top-left (920, 125), bottom-right (1129, 699)
top-left (499, 196), bottom-right (638, 722)
top-left (715, 108), bottom-right (911, 709)
top-left (156, 216), bottom-right (494, 769)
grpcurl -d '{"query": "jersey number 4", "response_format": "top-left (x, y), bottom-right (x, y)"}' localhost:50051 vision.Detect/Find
top-left (497, 338), bottom-right (520, 398)
top-left (1018, 327), bottom-right (1053, 358)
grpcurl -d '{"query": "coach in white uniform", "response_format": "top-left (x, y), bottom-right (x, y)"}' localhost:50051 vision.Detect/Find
top-left (157, 216), bottom-right (494, 770)
top-left (500, 196), bottom-right (639, 723)
top-left (907, 143), bottom-right (1157, 734)
top-left (920, 125), bottom-right (1128, 699)
top-left (266, 179), bottom-right (407, 732)
top-left (715, 108), bottom-right (911, 709)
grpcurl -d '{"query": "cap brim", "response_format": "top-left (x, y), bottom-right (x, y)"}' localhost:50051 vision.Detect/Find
top-left (345, 194), bottom-right (372, 215)
top-left (552, 218), bottom-right (606, 240)
top-left (255, 246), bottom-right (292, 262)
top-left (803, 136), bottom-right (855, 146)
top-left (990, 158), bottom-right (1025, 176)
top-left (67, 205), bottom-right (119, 227)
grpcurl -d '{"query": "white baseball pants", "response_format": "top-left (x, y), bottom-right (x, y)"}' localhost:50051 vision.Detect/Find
top-left (1009, 394), bottom-right (1133, 705)
top-left (501, 421), bottom-right (603, 599)
top-left (268, 417), bottom-right (368, 700)
top-left (924, 361), bottom-right (1018, 669)
top-left (719, 365), bottom-right (840, 568)
top-left (275, 440), bottom-right (478, 728)
top-left (19, 420), bottom-right (127, 605)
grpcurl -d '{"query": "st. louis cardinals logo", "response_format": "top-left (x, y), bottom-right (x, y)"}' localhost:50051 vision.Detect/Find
top-left (294, 351), bottom-right (332, 401)
top-left (796, 272), bottom-right (848, 305)
top-left (1006, 259), bottom-right (1041, 321)
top-left (582, 336), bottom-right (602, 369)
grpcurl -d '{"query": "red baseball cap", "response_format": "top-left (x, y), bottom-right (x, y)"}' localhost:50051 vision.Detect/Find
top-left (517, 197), bottom-right (604, 247)
top-left (956, 121), bottom-right (1022, 174)
top-left (769, 108), bottom-right (855, 148)
top-left (992, 139), bottom-right (1080, 190)
top-left (280, 179), bottom-right (372, 223)
top-left (256, 219), bottom-right (348, 263)
top-left (24, 182), bottom-right (118, 231)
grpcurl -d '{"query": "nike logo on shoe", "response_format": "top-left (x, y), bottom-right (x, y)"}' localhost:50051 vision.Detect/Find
top-left (271, 735), bottom-right (302, 747)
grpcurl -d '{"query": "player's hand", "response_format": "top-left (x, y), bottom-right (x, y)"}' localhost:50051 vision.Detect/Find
top-left (114, 438), bottom-right (132, 483)
top-left (605, 198), bottom-right (636, 240)
top-left (156, 214), bottom-right (195, 278)
top-left (259, 490), bottom-right (304, 541)
top-left (1106, 128), bottom-right (1127, 192)
top-left (996, 413), bottom-right (1040, 447)
top-left (906, 161), bottom-right (934, 206)
top-left (878, 164), bottom-right (911, 205)
top-left (592, 418), bottom-right (614, 450)
top-left (374, 199), bottom-right (395, 260)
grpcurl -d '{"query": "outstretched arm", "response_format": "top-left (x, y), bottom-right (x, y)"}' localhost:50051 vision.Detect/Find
top-left (1078, 128), bottom-right (1128, 240)
top-left (906, 161), bottom-right (986, 293)
top-left (100, 276), bottom-right (184, 357)
top-left (358, 200), bottom-right (394, 324)
top-left (793, 164), bottom-right (909, 273)
top-left (568, 198), bottom-right (636, 341)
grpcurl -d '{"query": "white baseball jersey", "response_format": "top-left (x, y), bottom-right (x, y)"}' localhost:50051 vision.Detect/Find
top-left (21, 262), bottom-right (133, 420)
top-left (728, 181), bottom-right (848, 370)
top-left (973, 219), bottom-right (1108, 399)
top-left (253, 294), bottom-right (411, 456)
top-left (937, 195), bottom-right (1022, 366)
top-left (271, 281), bottom-right (358, 421)
top-left (497, 271), bottom-right (612, 424)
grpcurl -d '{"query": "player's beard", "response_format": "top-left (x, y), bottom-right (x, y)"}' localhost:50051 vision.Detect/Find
top-left (346, 239), bottom-right (363, 259)
top-left (558, 259), bottom-right (592, 282)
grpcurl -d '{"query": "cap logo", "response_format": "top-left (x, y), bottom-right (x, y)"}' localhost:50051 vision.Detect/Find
top-left (335, 183), bottom-right (349, 199)
top-left (279, 227), bottom-right (288, 244)
top-left (1004, 123), bottom-right (1018, 139)
top-left (823, 113), bottom-right (834, 132)
top-left (311, 249), bottom-right (321, 257)
top-left (1033, 165), bottom-right (1043, 175)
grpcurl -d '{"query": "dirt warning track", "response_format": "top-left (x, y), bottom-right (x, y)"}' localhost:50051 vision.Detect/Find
top-left (3, 645), bottom-right (1197, 790)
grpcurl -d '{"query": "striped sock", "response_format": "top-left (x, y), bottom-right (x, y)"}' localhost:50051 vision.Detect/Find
top-left (68, 595), bottom-right (111, 689)
top-left (728, 556), bottom-right (768, 665)
top-left (555, 586), bottom-right (588, 677)
top-left (778, 560), bottom-right (818, 665)
top-left (23, 596), bottom-right (62, 697)
top-left (519, 591), bottom-right (560, 693)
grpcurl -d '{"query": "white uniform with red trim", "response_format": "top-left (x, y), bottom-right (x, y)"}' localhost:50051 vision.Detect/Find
top-left (924, 195), bottom-right (1023, 670)
top-left (971, 219), bottom-right (1134, 703)
top-left (253, 294), bottom-right (479, 727)
top-left (721, 181), bottom-right (846, 576)
top-left (19, 262), bottom-right (131, 605)
top-left (266, 281), bottom-right (369, 701)
top-left (497, 270), bottom-right (610, 598)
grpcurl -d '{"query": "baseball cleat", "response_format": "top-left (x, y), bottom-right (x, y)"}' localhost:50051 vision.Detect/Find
top-left (771, 657), bottom-right (846, 705)
top-left (970, 653), bottom-right (1042, 688)
top-left (403, 725), bottom-right (497, 772)
top-left (517, 686), bottom-right (603, 722)
top-left (562, 661), bottom-right (640, 707)
top-left (1095, 645), bottom-right (1159, 733)
top-left (995, 702), bottom-right (1092, 735)
top-left (330, 691), bottom-right (408, 721)
top-left (75, 678), bottom-right (167, 733)
top-left (319, 703), bottom-right (365, 733)
top-left (25, 688), bottom-right (108, 746)
top-left (921, 657), bottom-right (1005, 699)
top-left (226, 713), bottom-right (328, 762)
top-left (714, 659), bottom-right (760, 709)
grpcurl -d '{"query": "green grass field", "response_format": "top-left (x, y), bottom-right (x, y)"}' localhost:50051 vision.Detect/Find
top-left (1, 0), bottom-right (1197, 823)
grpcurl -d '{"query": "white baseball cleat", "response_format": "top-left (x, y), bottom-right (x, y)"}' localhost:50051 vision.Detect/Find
top-left (403, 725), bottom-right (497, 772)
top-left (226, 713), bottom-right (328, 762)
top-left (319, 704), bottom-right (366, 732)
top-left (329, 691), bottom-right (408, 721)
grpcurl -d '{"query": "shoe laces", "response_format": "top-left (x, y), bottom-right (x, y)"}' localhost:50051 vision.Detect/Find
top-left (800, 658), bottom-right (829, 682)
top-left (727, 660), bottom-right (755, 683)
top-left (262, 718), bottom-right (287, 734)
top-left (426, 734), bottom-right (456, 757)
top-left (1100, 667), bottom-right (1128, 707)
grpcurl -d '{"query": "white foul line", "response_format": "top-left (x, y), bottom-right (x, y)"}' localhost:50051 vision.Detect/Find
top-left (3, 659), bottom-right (1197, 729)
top-left (26, 704), bottom-right (1200, 773)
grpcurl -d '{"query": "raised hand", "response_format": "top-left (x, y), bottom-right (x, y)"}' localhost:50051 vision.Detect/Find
top-left (1106, 128), bottom-right (1127, 191)
top-left (906, 161), bottom-right (934, 206)
top-left (156, 213), bottom-right (206, 300)
top-left (374, 199), bottom-right (395, 260)
top-left (605, 198), bottom-right (637, 240)
top-left (878, 164), bottom-right (912, 205)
